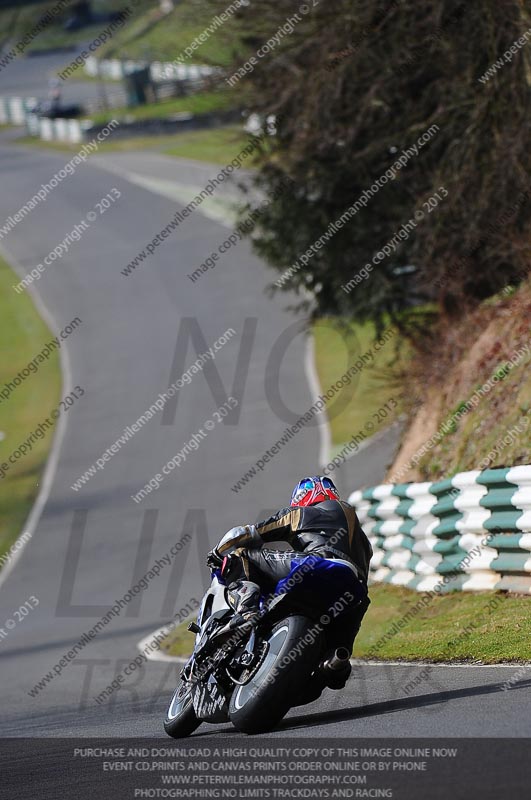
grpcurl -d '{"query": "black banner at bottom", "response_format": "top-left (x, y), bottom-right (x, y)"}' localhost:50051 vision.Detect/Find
top-left (5, 738), bottom-right (530, 799)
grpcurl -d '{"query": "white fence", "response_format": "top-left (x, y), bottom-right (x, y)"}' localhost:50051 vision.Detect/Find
top-left (84, 56), bottom-right (219, 83)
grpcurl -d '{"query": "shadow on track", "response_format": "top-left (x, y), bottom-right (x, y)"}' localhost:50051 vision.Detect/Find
top-left (279, 677), bottom-right (531, 732)
top-left (184, 676), bottom-right (531, 738)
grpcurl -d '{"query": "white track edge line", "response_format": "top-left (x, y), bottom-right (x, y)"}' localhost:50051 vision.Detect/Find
top-left (304, 333), bottom-right (331, 470)
top-left (0, 243), bottom-right (73, 591)
top-left (139, 639), bottom-right (531, 670)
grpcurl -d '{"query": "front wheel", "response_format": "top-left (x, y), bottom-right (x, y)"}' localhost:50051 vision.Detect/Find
top-left (164, 680), bottom-right (201, 738)
top-left (229, 614), bottom-right (322, 734)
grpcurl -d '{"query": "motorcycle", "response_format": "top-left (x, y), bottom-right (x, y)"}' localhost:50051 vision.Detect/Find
top-left (164, 553), bottom-right (360, 736)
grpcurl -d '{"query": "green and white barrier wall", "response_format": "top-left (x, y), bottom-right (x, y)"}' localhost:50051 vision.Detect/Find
top-left (25, 114), bottom-right (92, 143)
top-left (348, 466), bottom-right (531, 594)
top-left (1, 97), bottom-right (91, 142)
top-left (0, 96), bottom-right (37, 125)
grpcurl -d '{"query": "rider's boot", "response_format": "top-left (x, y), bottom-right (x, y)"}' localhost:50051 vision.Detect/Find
top-left (227, 581), bottom-right (261, 628)
top-left (213, 581), bottom-right (261, 641)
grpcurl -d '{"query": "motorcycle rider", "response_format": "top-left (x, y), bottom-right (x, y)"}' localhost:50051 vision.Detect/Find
top-left (207, 476), bottom-right (372, 690)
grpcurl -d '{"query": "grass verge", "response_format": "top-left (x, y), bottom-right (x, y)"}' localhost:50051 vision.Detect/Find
top-left (312, 318), bottom-right (409, 447)
top-left (162, 584), bottom-right (531, 663)
top-left (86, 91), bottom-right (235, 126)
top-left (356, 584), bottom-right (530, 662)
top-left (0, 0), bottom-right (146, 54)
top-left (0, 256), bottom-right (61, 567)
top-left (162, 125), bottom-right (249, 162)
top-left (15, 124), bottom-right (251, 164)
top-left (96, 1), bottom-right (244, 65)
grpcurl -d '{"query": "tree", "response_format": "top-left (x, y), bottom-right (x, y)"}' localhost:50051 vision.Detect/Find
top-left (208, 0), bottom-right (531, 334)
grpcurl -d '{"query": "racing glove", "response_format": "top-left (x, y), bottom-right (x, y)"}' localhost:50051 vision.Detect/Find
top-left (206, 548), bottom-right (223, 570)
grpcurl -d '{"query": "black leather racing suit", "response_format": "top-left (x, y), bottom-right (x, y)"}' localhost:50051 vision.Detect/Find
top-left (219, 499), bottom-right (372, 653)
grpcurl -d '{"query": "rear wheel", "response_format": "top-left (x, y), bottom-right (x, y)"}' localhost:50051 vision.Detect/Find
top-left (229, 614), bottom-right (322, 734)
top-left (164, 680), bottom-right (201, 738)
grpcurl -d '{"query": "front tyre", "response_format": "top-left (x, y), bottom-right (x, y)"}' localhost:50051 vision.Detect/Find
top-left (229, 614), bottom-right (322, 734)
top-left (164, 680), bottom-right (201, 738)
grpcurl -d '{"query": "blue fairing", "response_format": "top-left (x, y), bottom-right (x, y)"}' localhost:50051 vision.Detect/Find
top-left (213, 557), bottom-right (363, 609)
top-left (274, 555), bottom-right (361, 607)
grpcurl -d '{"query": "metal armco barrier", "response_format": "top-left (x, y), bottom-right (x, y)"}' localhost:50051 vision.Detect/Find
top-left (348, 465), bottom-right (531, 594)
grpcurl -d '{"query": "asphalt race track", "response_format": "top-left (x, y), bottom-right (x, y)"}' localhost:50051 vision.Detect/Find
top-left (1, 47), bottom-right (126, 107)
top-left (1, 131), bottom-right (531, 752)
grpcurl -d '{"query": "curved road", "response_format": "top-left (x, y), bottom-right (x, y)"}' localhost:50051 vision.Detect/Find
top-left (0, 46), bottom-right (126, 108)
top-left (0, 131), bottom-right (320, 737)
top-left (1, 132), bottom-right (530, 751)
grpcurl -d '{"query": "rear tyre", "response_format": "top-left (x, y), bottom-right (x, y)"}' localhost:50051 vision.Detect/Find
top-left (229, 614), bottom-right (322, 734)
top-left (164, 680), bottom-right (201, 738)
